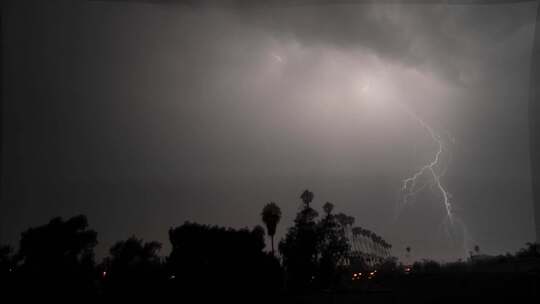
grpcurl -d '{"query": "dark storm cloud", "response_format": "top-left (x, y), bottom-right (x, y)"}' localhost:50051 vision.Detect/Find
top-left (101, 0), bottom-right (536, 85)
top-left (239, 3), bottom-right (535, 85)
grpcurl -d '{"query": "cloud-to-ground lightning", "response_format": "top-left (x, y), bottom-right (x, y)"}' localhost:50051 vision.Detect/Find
top-left (395, 103), bottom-right (473, 258)
top-left (399, 107), bottom-right (453, 223)
top-left (355, 77), bottom-right (454, 222)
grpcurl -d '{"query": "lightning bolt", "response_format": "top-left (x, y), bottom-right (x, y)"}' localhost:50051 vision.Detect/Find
top-left (399, 107), bottom-right (453, 224)
top-left (395, 104), bottom-right (474, 258)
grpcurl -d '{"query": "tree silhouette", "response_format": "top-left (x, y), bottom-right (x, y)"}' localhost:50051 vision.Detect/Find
top-left (0, 244), bottom-right (12, 271)
top-left (516, 242), bottom-right (540, 258)
top-left (261, 202), bottom-right (282, 255)
top-left (323, 202), bottom-right (334, 216)
top-left (168, 222), bottom-right (281, 300)
top-left (0, 244), bottom-right (13, 284)
top-left (103, 237), bottom-right (163, 299)
top-left (405, 246), bottom-right (412, 265)
top-left (0, 245), bottom-right (15, 299)
top-left (334, 213), bottom-right (354, 230)
top-left (280, 190), bottom-right (319, 289)
top-left (280, 192), bottom-right (355, 290)
top-left (15, 215), bottom-right (97, 299)
top-left (316, 202), bottom-right (350, 289)
top-left (301, 190), bottom-right (314, 207)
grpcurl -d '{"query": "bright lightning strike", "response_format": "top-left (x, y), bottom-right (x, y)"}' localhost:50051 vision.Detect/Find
top-left (399, 107), bottom-right (453, 223)
top-left (395, 103), bottom-right (474, 259)
top-left (357, 74), bottom-right (473, 258)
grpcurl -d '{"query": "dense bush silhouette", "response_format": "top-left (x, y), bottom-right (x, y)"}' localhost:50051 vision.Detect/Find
top-left (516, 242), bottom-right (540, 258)
top-left (101, 237), bottom-right (164, 299)
top-left (0, 244), bottom-right (13, 289)
top-left (13, 215), bottom-right (98, 300)
top-left (168, 222), bottom-right (282, 299)
top-left (0, 244), bottom-right (13, 272)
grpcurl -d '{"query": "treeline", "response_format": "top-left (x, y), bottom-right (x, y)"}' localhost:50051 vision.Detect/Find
top-left (0, 216), bottom-right (282, 302)
top-left (3, 189), bottom-right (538, 302)
top-left (0, 189), bottom-right (358, 301)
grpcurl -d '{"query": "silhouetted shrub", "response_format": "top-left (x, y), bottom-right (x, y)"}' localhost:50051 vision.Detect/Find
top-left (14, 215), bottom-right (98, 300)
top-left (412, 259), bottom-right (442, 274)
top-left (167, 222), bottom-right (282, 300)
top-left (101, 237), bottom-right (164, 299)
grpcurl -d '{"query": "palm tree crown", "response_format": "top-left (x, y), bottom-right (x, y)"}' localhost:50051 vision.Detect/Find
top-left (261, 202), bottom-right (282, 255)
top-left (300, 190), bottom-right (314, 207)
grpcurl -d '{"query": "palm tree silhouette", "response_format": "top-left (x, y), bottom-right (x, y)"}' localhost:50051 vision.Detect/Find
top-left (261, 202), bottom-right (282, 256)
top-left (323, 202), bottom-right (334, 217)
top-left (300, 190), bottom-right (314, 208)
top-left (405, 246), bottom-right (411, 263)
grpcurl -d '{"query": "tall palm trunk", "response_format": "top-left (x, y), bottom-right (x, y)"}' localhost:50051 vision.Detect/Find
top-left (271, 235), bottom-right (275, 256)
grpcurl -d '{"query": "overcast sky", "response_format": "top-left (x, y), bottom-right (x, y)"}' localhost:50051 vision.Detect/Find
top-left (2, 0), bottom-right (538, 261)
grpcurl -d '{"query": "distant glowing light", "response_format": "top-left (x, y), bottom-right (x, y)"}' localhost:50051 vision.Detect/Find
top-left (352, 272), bottom-right (363, 281)
top-left (102, 271), bottom-right (107, 278)
top-left (353, 76), bottom-right (394, 106)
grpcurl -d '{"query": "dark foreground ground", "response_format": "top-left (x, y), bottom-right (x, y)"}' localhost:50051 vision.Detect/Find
top-left (277, 271), bottom-right (540, 304)
top-left (2, 270), bottom-right (539, 303)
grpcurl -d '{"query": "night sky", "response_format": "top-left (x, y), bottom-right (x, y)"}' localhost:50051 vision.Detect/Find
top-left (2, 0), bottom-right (538, 261)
